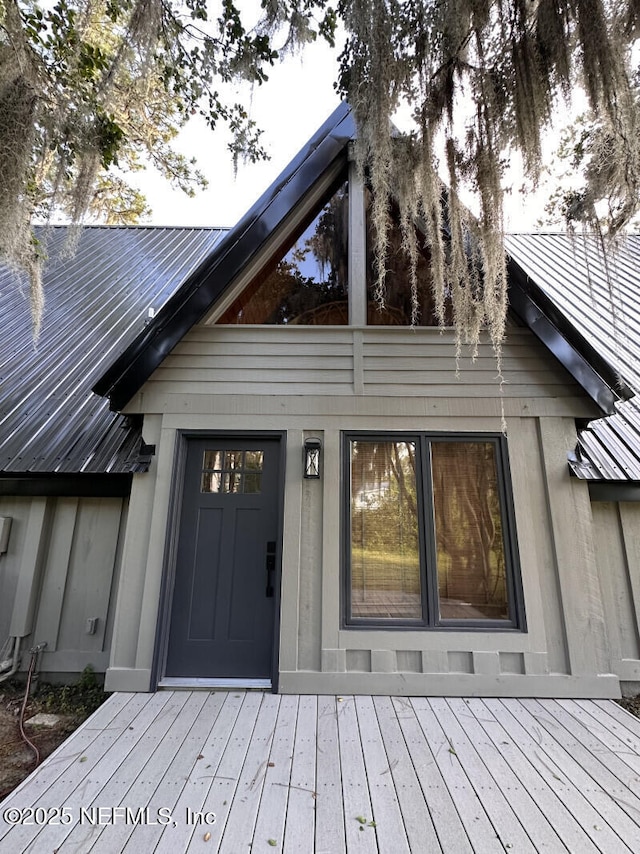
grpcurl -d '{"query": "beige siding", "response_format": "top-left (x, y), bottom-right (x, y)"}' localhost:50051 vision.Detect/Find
top-left (0, 497), bottom-right (34, 635)
top-left (593, 501), bottom-right (640, 683)
top-left (107, 323), bottom-right (624, 697)
top-left (145, 326), bottom-right (590, 403)
top-left (0, 495), bottom-right (126, 676)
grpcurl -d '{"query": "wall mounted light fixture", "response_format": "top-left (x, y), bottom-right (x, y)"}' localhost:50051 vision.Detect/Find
top-left (304, 437), bottom-right (322, 479)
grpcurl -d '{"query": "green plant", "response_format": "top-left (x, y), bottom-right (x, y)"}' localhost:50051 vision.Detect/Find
top-left (38, 665), bottom-right (108, 718)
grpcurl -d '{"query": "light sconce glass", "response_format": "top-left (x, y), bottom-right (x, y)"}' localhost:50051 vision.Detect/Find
top-left (304, 437), bottom-right (322, 479)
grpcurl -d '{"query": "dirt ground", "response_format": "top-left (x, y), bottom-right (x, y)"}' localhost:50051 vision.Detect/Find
top-left (0, 672), bottom-right (108, 802)
top-left (0, 687), bottom-right (77, 800)
top-left (1, 686), bottom-right (640, 803)
top-left (618, 693), bottom-right (640, 720)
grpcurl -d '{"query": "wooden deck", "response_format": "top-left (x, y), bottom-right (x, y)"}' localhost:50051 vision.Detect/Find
top-left (2, 692), bottom-right (640, 853)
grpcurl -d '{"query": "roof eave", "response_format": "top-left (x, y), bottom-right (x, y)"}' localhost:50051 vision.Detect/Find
top-left (507, 257), bottom-right (632, 415)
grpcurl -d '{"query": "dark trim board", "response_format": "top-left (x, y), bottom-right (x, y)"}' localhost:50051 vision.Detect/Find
top-left (589, 482), bottom-right (640, 502)
top-left (0, 473), bottom-right (132, 497)
top-left (151, 430), bottom-right (287, 692)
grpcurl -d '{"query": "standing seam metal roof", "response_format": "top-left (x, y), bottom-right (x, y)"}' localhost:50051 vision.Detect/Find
top-left (0, 226), bottom-right (227, 474)
top-left (505, 233), bottom-right (640, 481)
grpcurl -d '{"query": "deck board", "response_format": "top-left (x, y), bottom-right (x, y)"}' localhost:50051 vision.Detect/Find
top-left (448, 698), bottom-right (564, 851)
top-left (391, 695), bottom-right (474, 853)
top-left (355, 696), bottom-right (410, 854)
top-left (2, 693), bottom-right (640, 853)
top-left (483, 698), bottom-right (603, 853)
top-left (527, 699), bottom-right (640, 798)
top-left (3, 692), bottom-right (157, 853)
top-left (215, 693), bottom-right (281, 854)
top-left (336, 697), bottom-right (377, 853)
top-left (0, 691), bottom-right (135, 821)
top-left (53, 690), bottom-right (186, 852)
top-left (121, 691), bottom-right (224, 853)
top-left (252, 695), bottom-right (298, 854)
top-left (371, 695), bottom-right (441, 853)
top-left (187, 691), bottom-right (265, 853)
top-left (429, 697), bottom-right (538, 853)
top-left (152, 690), bottom-right (235, 854)
top-left (510, 700), bottom-right (640, 852)
top-left (411, 696), bottom-right (506, 854)
top-left (593, 699), bottom-right (640, 735)
top-left (315, 695), bottom-right (347, 854)
top-left (282, 695), bottom-right (317, 854)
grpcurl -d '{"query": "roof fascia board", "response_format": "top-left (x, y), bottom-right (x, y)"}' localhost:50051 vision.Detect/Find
top-left (588, 482), bottom-right (640, 501)
top-left (94, 103), bottom-right (355, 411)
top-left (507, 257), bottom-right (628, 414)
top-left (0, 473), bottom-right (132, 497)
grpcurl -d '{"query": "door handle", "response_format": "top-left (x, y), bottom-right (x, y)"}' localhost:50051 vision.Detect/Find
top-left (265, 541), bottom-right (276, 597)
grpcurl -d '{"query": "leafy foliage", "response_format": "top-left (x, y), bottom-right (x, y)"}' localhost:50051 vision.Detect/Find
top-left (335, 0), bottom-right (640, 370)
top-left (0, 0), bottom-right (329, 332)
top-left (1, 0), bottom-right (639, 355)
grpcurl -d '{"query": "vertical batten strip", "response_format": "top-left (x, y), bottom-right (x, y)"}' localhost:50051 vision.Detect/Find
top-left (348, 158), bottom-right (367, 327)
top-left (619, 502), bottom-right (640, 655)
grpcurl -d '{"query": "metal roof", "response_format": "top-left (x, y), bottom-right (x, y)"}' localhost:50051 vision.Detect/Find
top-left (0, 225), bottom-right (226, 474)
top-left (505, 233), bottom-right (640, 481)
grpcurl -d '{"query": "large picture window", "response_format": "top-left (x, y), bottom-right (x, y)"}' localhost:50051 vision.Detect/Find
top-left (345, 433), bottom-right (524, 629)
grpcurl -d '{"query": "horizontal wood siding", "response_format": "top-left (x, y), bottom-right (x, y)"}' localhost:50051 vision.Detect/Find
top-left (148, 326), bottom-right (585, 402)
top-left (362, 331), bottom-right (581, 397)
top-left (156, 327), bottom-right (354, 397)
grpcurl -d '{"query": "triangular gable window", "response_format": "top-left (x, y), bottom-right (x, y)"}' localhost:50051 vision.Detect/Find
top-left (218, 178), bottom-right (349, 325)
top-left (216, 170), bottom-right (452, 327)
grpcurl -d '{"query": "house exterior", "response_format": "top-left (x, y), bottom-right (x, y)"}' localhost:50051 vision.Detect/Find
top-left (1, 103), bottom-right (639, 698)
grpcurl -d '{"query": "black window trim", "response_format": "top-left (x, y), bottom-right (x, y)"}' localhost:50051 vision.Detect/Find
top-left (342, 430), bottom-right (527, 632)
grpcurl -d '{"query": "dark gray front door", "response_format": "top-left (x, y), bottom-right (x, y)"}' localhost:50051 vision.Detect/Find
top-left (165, 437), bottom-right (281, 679)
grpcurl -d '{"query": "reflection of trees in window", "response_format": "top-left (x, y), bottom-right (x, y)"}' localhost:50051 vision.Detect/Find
top-left (365, 189), bottom-right (453, 326)
top-left (431, 442), bottom-right (508, 620)
top-left (347, 435), bottom-right (519, 626)
top-left (351, 441), bottom-right (421, 620)
top-left (218, 181), bottom-right (349, 325)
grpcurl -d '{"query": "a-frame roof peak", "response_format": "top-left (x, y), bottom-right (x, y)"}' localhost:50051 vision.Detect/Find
top-left (94, 102), bottom-right (355, 410)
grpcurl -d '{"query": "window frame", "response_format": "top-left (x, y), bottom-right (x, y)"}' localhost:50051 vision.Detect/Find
top-left (342, 431), bottom-right (526, 632)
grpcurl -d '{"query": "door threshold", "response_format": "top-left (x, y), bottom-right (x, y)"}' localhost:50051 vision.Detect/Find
top-left (158, 677), bottom-right (272, 690)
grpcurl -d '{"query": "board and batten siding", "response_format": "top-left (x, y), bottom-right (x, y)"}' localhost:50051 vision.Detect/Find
top-left (0, 495), bottom-right (126, 677)
top-left (109, 324), bottom-right (624, 696)
top-left (592, 500), bottom-right (640, 686)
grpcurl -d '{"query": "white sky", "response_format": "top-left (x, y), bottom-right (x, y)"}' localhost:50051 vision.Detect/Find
top-left (133, 35), bottom-right (342, 228)
top-left (132, 23), bottom-right (560, 232)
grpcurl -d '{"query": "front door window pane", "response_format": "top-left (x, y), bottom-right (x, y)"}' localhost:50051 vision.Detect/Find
top-left (431, 442), bottom-right (509, 620)
top-left (350, 440), bottom-right (422, 619)
top-left (201, 450), bottom-right (264, 494)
